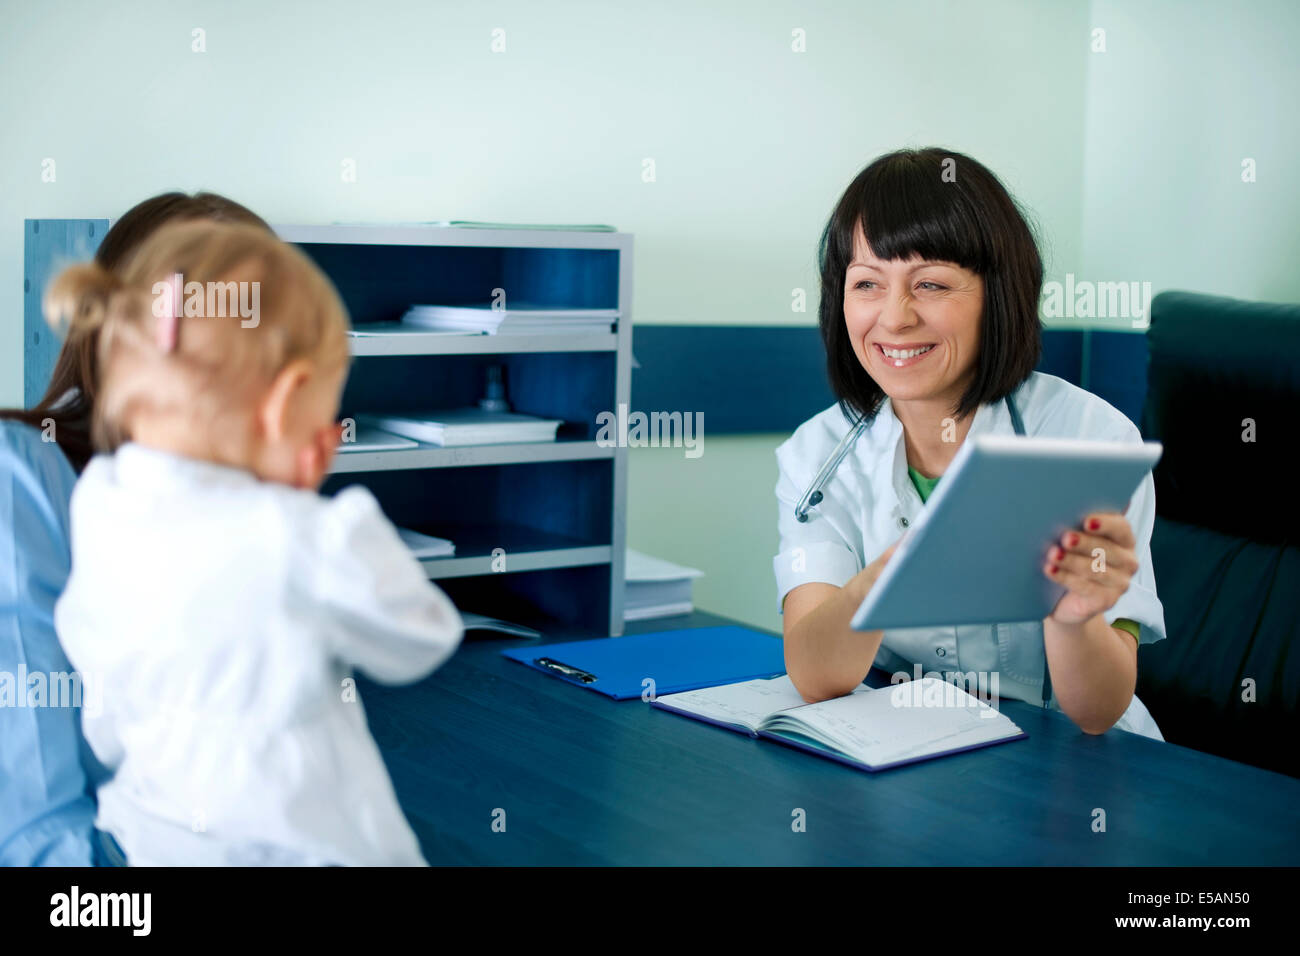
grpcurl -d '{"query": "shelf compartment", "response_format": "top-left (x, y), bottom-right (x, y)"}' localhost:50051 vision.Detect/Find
top-left (337, 351), bottom-right (618, 449)
top-left (293, 241), bottom-right (620, 329)
top-left (435, 563), bottom-right (615, 638)
top-left (409, 523), bottom-right (610, 580)
top-left (323, 458), bottom-right (614, 551)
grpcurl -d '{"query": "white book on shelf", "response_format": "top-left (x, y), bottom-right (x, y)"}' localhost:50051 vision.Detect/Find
top-left (349, 324), bottom-right (484, 338)
top-left (625, 601), bottom-right (696, 622)
top-left (336, 425), bottom-right (419, 454)
top-left (401, 303), bottom-right (618, 335)
top-left (459, 612), bottom-right (542, 638)
top-left (396, 528), bottom-right (456, 559)
top-left (356, 409), bottom-right (563, 447)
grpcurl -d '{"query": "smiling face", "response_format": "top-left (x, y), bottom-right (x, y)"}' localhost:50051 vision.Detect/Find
top-left (842, 227), bottom-right (985, 412)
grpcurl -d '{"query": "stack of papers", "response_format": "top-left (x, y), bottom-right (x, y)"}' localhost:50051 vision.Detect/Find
top-left (357, 409), bottom-right (563, 447)
top-left (336, 425), bottom-right (419, 454)
top-left (624, 549), bottom-right (704, 622)
top-left (401, 303), bottom-right (619, 335)
top-left (397, 528), bottom-right (455, 559)
top-left (347, 325), bottom-right (482, 338)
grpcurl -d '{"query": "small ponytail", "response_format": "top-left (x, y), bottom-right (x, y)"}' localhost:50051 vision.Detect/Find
top-left (43, 262), bottom-right (125, 340)
top-left (42, 262), bottom-right (151, 455)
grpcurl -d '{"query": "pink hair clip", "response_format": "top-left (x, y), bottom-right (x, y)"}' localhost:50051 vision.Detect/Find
top-left (156, 311), bottom-right (178, 353)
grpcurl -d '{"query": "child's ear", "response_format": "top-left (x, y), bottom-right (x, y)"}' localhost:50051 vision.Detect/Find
top-left (258, 359), bottom-right (314, 442)
top-left (290, 423), bottom-right (345, 490)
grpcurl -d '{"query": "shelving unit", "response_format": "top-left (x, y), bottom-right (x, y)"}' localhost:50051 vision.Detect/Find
top-left (283, 224), bottom-right (633, 637)
top-left (24, 220), bottom-right (634, 637)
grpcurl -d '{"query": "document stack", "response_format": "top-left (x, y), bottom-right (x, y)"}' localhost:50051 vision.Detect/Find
top-left (623, 549), bottom-right (704, 622)
top-left (396, 528), bottom-right (456, 559)
top-left (335, 425), bottom-right (419, 454)
top-left (401, 303), bottom-right (618, 335)
top-left (356, 409), bottom-right (562, 447)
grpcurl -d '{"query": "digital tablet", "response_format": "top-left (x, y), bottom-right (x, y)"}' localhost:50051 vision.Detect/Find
top-left (850, 435), bottom-right (1163, 631)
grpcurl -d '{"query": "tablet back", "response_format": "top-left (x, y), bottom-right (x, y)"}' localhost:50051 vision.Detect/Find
top-left (851, 435), bottom-right (1163, 630)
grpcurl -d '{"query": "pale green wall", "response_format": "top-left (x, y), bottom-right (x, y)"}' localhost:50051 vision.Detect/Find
top-left (627, 436), bottom-right (787, 633)
top-left (2, 1), bottom-right (1293, 631)
top-left (1079, 0), bottom-right (1300, 308)
top-left (0, 0), bottom-right (1090, 408)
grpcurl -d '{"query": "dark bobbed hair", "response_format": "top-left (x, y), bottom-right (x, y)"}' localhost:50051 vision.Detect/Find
top-left (818, 147), bottom-right (1043, 424)
top-left (1, 192), bottom-right (271, 472)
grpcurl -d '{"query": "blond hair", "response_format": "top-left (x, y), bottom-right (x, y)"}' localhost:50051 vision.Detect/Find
top-left (43, 221), bottom-right (350, 453)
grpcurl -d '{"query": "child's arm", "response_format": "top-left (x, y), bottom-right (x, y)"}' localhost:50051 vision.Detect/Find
top-left (308, 487), bottom-right (464, 684)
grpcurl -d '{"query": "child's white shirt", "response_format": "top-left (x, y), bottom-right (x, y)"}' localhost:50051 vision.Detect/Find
top-left (55, 443), bottom-right (464, 866)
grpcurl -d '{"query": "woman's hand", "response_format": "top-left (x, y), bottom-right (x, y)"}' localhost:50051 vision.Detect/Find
top-left (1044, 511), bottom-right (1137, 626)
top-left (783, 537), bottom-right (902, 704)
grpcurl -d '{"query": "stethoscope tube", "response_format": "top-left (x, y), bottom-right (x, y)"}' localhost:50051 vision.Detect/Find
top-left (794, 417), bottom-right (869, 522)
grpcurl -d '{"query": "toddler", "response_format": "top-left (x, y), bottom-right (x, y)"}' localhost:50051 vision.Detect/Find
top-left (50, 221), bottom-right (463, 865)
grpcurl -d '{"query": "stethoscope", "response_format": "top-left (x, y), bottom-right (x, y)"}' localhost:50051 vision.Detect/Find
top-left (795, 393), bottom-right (1026, 523)
top-left (791, 392), bottom-right (1051, 705)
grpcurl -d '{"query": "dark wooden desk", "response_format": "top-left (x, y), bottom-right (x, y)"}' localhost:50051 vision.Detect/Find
top-left (362, 612), bottom-right (1300, 865)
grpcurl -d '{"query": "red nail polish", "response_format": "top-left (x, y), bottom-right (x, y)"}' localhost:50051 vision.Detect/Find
top-left (1049, 564), bottom-right (1059, 575)
top-left (1088, 518), bottom-right (1100, 531)
top-left (1065, 533), bottom-right (1078, 547)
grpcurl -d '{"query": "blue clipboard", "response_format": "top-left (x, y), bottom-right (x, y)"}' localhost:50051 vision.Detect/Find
top-left (501, 626), bottom-right (786, 700)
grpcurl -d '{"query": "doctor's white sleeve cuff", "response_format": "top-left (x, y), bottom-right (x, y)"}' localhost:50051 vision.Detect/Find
top-left (1103, 469), bottom-right (1167, 646)
top-left (1105, 582), bottom-right (1167, 645)
top-left (773, 541), bottom-right (861, 614)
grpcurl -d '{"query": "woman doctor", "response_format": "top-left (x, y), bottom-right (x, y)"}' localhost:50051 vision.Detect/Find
top-left (775, 148), bottom-right (1166, 739)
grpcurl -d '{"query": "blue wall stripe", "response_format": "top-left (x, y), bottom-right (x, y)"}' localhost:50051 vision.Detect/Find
top-left (629, 325), bottom-right (1145, 434)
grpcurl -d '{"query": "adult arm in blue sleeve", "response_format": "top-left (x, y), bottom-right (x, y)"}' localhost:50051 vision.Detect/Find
top-left (0, 422), bottom-right (97, 866)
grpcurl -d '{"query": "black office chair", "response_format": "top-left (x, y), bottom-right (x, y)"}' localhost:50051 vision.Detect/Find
top-left (1137, 291), bottom-right (1300, 777)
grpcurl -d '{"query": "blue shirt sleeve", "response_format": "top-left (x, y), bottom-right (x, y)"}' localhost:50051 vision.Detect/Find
top-left (0, 421), bottom-right (97, 866)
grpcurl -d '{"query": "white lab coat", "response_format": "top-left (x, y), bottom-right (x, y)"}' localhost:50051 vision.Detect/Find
top-left (773, 372), bottom-right (1166, 740)
top-left (56, 443), bottom-right (464, 865)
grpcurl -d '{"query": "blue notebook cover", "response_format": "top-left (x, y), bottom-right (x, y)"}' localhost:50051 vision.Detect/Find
top-left (501, 626), bottom-right (786, 700)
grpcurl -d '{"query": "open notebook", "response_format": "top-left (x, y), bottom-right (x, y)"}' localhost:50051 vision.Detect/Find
top-left (651, 675), bottom-right (1025, 772)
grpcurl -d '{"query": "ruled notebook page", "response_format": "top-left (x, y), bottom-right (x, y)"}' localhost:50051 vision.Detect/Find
top-left (763, 677), bottom-right (1021, 767)
top-left (657, 675), bottom-right (866, 734)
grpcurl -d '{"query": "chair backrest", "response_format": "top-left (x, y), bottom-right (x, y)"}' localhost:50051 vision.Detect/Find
top-left (1137, 291), bottom-right (1300, 776)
